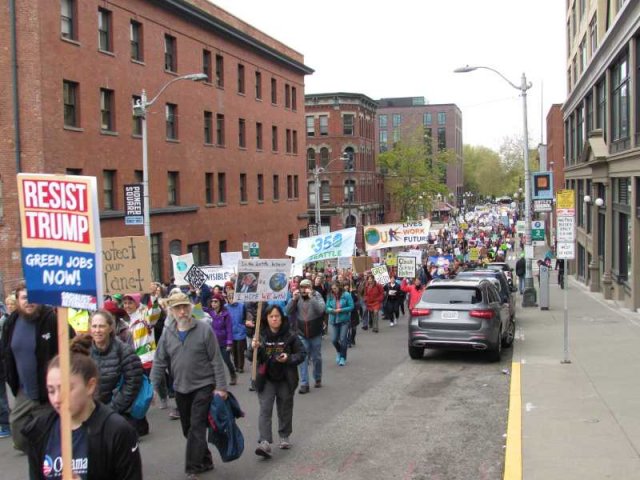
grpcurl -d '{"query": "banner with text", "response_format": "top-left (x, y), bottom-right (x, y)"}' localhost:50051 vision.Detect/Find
top-left (18, 174), bottom-right (102, 310)
top-left (200, 265), bottom-right (235, 287)
top-left (102, 236), bottom-right (152, 296)
top-left (364, 219), bottom-right (432, 251)
top-left (234, 259), bottom-right (292, 302)
top-left (294, 228), bottom-right (356, 265)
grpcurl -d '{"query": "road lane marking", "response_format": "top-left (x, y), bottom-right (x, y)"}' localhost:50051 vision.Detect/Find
top-left (503, 361), bottom-right (522, 480)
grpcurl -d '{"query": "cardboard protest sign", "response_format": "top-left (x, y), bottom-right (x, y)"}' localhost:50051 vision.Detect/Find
top-left (17, 174), bottom-right (102, 310)
top-left (371, 265), bottom-right (390, 285)
top-left (364, 219), bottom-right (431, 251)
top-left (200, 265), bottom-right (235, 287)
top-left (337, 257), bottom-right (352, 270)
top-left (294, 228), bottom-right (356, 264)
top-left (234, 259), bottom-right (292, 302)
top-left (397, 256), bottom-right (417, 278)
top-left (184, 264), bottom-right (208, 289)
top-left (102, 236), bottom-right (152, 296)
top-left (352, 256), bottom-right (373, 274)
top-left (221, 251), bottom-right (243, 272)
top-left (171, 253), bottom-right (194, 286)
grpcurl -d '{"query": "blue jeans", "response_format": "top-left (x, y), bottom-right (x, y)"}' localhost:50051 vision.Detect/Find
top-left (330, 322), bottom-right (350, 360)
top-left (0, 379), bottom-right (9, 427)
top-left (298, 335), bottom-right (322, 386)
top-left (518, 276), bottom-right (525, 294)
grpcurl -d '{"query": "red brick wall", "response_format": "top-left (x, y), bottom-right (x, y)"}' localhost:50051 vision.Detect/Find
top-left (0, 0), bottom-right (310, 290)
top-left (546, 104), bottom-right (565, 194)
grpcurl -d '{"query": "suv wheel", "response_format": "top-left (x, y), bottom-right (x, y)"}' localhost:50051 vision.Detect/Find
top-left (488, 328), bottom-right (502, 362)
top-left (502, 318), bottom-right (515, 348)
top-left (408, 346), bottom-right (424, 360)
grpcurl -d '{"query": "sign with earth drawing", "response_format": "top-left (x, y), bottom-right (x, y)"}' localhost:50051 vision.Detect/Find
top-left (234, 258), bottom-right (292, 303)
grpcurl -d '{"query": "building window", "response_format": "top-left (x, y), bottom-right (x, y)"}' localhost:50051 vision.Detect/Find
top-left (285, 84), bottom-right (291, 108)
top-left (379, 114), bottom-right (387, 129)
top-left (320, 147), bottom-right (329, 168)
top-left (103, 170), bottom-right (116, 210)
top-left (320, 180), bottom-right (330, 203)
top-left (292, 86), bottom-right (297, 111)
top-left (576, 105), bottom-right (584, 157)
top-left (218, 240), bottom-right (227, 262)
top-left (66, 168), bottom-right (82, 175)
top-left (343, 114), bottom-right (354, 135)
top-left (202, 49), bottom-right (211, 82)
top-left (237, 63), bottom-right (245, 94)
top-left (611, 55), bottom-right (629, 144)
top-left (438, 112), bottom-right (446, 125)
top-left (306, 116), bottom-right (315, 136)
top-left (271, 125), bottom-right (278, 151)
top-left (437, 127), bottom-right (446, 151)
top-left (287, 175), bottom-right (293, 200)
top-left (151, 233), bottom-right (162, 282)
top-left (379, 130), bottom-right (388, 152)
top-left (61, 0), bottom-right (76, 40)
top-left (585, 93), bottom-right (593, 136)
top-left (307, 148), bottom-right (316, 171)
top-left (344, 180), bottom-right (355, 203)
top-left (164, 34), bottom-right (176, 72)
top-left (294, 175), bottom-right (299, 199)
top-left (293, 130), bottom-right (298, 154)
top-left (271, 78), bottom-right (277, 104)
top-left (188, 242), bottom-right (210, 266)
top-left (134, 170), bottom-right (143, 183)
top-left (285, 129), bottom-right (291, 153)
top-left (256, 122), bottom-right (263, 150)
top-left (166, 103), bottom-right (177, 140)
top-left (273, 174), bottom-right (279, 201)
top-left (216, 114), bottom-right (225, 146)
top-left (596, 78), bottom-right (606, 140)
top-left (393, 129), bottom-right (400, 144)
top-left (255, 71), bottom-right (262, 99)
top-left (612, 178), bottom-right (631, 281)
top-left (215, 54), bottom-right (224, 87)
top-left (63, 80), bottom-right (79, 127)
top-left (100, 88), bottom-right (114, 132)
top-left (204, 111), bottom-right (213, 144)
top-left (319, 115), bottom-right (329, 136)
top-left (240, 173), bottom-right (247, 202)
top-left (392, 114), bottom-right (401, 127)
top-left (257, 174), bottom-right (264, 202)
top-left (167, 171), bottom-right (179, 206)
top-left (130, 20), bottom-right (143, 61)
top-left (98, 8), bottom-right (112, 52)
top-left (132, 95), bottom-right (142, 136)
top-left (238, 118), bottom-right (246, 148)
top-left (589, 16), bottom-right (597, 54)
top-left (424, 112), bottom-right (432, 126)
top-left (217, 172), bottom-right (226, 203)
top-left (205, 172), bottom-right (213, 204)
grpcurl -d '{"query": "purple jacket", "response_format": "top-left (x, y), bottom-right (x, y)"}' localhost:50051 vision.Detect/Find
top-left (205, 307), bottom-right (233, 347)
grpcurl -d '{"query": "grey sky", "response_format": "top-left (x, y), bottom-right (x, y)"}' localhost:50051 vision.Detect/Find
top-left (211, 0), bottom-right (567, 151)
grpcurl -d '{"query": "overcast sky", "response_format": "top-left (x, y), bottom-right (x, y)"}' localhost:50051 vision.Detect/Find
top-left (212, 0), bottom-right (567, 151)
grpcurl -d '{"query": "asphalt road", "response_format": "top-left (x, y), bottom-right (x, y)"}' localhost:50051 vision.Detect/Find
top-left (0, 310), bottom-right (513, 479)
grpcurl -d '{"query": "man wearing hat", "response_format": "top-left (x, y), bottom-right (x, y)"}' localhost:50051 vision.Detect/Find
top-left (151, 291), bottom-right (228, 478)
top-left (286, 279), bottom-right (324, 394)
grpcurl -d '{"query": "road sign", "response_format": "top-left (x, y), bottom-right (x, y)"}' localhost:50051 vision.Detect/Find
top-left (249, 242), bottom-right (259, 258)
top-left (556, 216), bottom-right (575, 242)
top-left (533, 199), bottom-right (553, 212)
top-left (531, 220), bottom-right (545, 241)
top-left (242, 242), bottom-right (249, 252)
top-left (516, 220), bottom-right (525, 234)
top-left (557, 242), bottom-right (575, 259)
top-left (556, 189), bottom-right (575, 209)
top-left (124, 184), bottom-right (144, 225)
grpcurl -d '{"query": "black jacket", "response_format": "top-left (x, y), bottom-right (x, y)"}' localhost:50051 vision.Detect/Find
top-left (23, 402), bottom-right (142, 480)
top-left (515, 257), bottom-right (526, 277)
top-left (1, 307), bottom-right (74, 404)
top-left (91, 337), bottom-right (144, 415)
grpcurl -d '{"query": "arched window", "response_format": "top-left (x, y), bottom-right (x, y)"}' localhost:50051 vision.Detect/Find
top-left (344, 180), bottom-right (356, 203)
top-left (307, 148), bottom-right (316, 171)
top-left (345, 214), bottom-right (357, 227)
top-left (321, 181), bottom-right (330, 203)
top-left (344, 147), bottom-right (355, 171)
top-left (320, 147), bottom-right (329, 168)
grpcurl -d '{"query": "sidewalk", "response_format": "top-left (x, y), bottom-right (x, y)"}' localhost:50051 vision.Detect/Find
top-left (513, 273), bottom-right (640, 479)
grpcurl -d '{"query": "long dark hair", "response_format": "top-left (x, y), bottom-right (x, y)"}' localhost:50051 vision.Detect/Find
top-left (261, 304), bottom-right (287, 331)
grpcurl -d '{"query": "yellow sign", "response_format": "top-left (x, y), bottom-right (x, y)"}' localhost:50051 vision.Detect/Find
top-left (385, 252), bottom-right (397, 266)
top-left (460, 223), bottom-right (468, 230)
top-left (556, 190), bottom-right (575, 210)
top-left (469, 247), bottom-right (479, 261)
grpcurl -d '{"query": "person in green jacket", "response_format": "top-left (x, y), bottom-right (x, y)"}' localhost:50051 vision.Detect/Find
top-left (325, 282), bottom-right (354, 366)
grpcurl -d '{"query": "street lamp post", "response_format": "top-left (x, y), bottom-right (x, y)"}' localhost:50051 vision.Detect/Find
top-left (455, 65), bottom-right (536, 306)
top-left (133, 73), bottom-right (208, 241)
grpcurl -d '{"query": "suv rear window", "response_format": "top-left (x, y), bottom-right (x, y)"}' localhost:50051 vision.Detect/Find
top-left (422, 287), bottom-right (483, 305)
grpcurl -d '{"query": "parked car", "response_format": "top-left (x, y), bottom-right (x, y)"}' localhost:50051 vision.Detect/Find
top-left (485, 262), bottom-right (515, 289)
top-left (455, 269), bottom-right (516, 321)
top-left (408, 278), bottom-right (514, 362)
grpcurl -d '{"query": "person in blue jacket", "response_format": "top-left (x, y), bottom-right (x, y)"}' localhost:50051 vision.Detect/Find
top-left (224, 283), bottom-right (247, 374)
top-left (325, 281), bottom-right (355, 366)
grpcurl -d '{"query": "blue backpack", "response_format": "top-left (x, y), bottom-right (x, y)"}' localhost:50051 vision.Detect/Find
top-left (208, 392), bottom-right (245, 462)
top-left (116, 374), bottom-right (153, 420)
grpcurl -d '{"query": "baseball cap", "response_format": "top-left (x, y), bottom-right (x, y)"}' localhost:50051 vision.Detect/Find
top-left (299, 279), bottom-right (313, 288)
top-left (166, 292), bottom-right (192, 308)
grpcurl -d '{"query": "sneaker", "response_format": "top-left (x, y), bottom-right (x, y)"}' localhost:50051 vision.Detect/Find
top-left (338, 357), bottom-right (346, 367)
top-left (169, 408), bottom-right (181, 420)
top-left (314, 380), bottom-right (322, 388)
top-left (0, 426), bottom-right (11, 439)
top-left (229, 376), bottom-right (237, 386)
top-left (279, 437), bottom-right (291, 449)
top-left (336, 353), bottom-right (341, 365)
top-left (362, 325), bottom-right (368, 331)
top-left (390, 321), bottom-right (395, 327)
top-left (158, 398), bottom-right (168, 410)
top-left (255, 440), bottom-right (272, 458)
top-left (248, 383), bottom-right (256, 392)
top-left (298, 385), bottom-right (310, 394)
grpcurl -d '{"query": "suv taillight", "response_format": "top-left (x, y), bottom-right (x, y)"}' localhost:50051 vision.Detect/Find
top-left (411, 308), bottom-right (431, 316)
top-left (469, 309), bottom-right (494, 319)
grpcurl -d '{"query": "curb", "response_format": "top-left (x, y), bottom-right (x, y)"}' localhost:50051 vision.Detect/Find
top-left (503, 361), bottom-right (522, 480)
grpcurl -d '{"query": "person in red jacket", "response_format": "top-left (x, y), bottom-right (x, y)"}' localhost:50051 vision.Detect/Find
top-left (400, 277), bottom-right (425, 311)
top-left (363, 275), bottom-right (384, 333)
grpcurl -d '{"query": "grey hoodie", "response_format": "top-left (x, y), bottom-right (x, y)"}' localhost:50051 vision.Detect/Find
top-left (151, 316), bottom-right (228, 394)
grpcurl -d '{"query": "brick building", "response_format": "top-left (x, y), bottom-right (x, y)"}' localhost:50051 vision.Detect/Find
top-left (0, 0), bottom-right (313, 290)
top-left (304, 93), bottom-right (384, 248)
top-left (546, 104), bottom-right (565, 196)
top-left (375, 97), bottom-right (464, 216)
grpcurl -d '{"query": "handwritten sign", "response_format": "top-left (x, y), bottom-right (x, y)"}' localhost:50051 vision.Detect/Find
top-left (371, 265), bottom-right (390, 285)
top-left (397, 256), bottom-right (416, 278)
top-left (234, 259), bottom-right (292, 302)
top-left (17, 174), bottom-right (102, 310)
top-left (102, 236), bottom-right (152, 296)
top-left (171, 253), bottom-right (194, 286)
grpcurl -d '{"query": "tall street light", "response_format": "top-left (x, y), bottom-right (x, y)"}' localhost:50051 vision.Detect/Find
top-left (454, 65), bottom-right (536, 307)
top-left (133, 73), bottom-right (208, 241)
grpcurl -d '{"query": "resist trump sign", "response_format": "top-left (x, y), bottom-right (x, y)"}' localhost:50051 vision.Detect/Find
top-left (17, 174), bottom-right (102, 310)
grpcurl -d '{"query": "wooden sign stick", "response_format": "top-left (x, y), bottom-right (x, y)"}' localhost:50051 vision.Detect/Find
top-left (57, 307), bottom-right (73, 480)
top-left (251, 301), bottom-right (263, 382)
